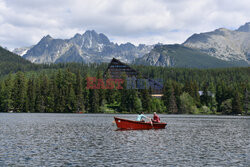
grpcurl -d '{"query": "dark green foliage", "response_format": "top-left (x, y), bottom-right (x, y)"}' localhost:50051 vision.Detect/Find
top-left (0, 75), bottom-right (13, 112)
top-left (200, 83), bottom-right (210, 106)
top-left (162, 81), bottom-right (178, 114)
top-left (34, 78), bottom-right (43, 112)
top-left (0, 46), bottom-right (33, 76)
top-left (183, 80), bottom-right (200, 106)
top-left (75, 70), bottom-right (84, 112)
top-left (11, 72), bottom-right (27, 112)
top-left (89, 89), bottom-right (99, 113)
top-left (232, 91), bottom-right (243, 115)
top-left (27, 76), bottom-right (36, 112)
top-left (172, 81), bottom-right (182, 111)
top-left (105, 71), bottom-right (116, 104)
top-left (151, 98), bottom-right (165, 113)
top-left (220, 99), bottom-right (232, 115)
top-left (96, 71), bottom-right (105, 107)
top-left (0, 51), bottom-right (249, 115)
top-left (139, 81), bottom-right (152, 113)
top-left (243, 88), bottom-right (249, 115)
top-left (180, 92), bottom-right (199, 114)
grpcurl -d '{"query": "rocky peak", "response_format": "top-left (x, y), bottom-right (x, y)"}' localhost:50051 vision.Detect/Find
top-left (20, 29), bottom-right (152, 64)
top-left (73, 33), bottom-right (82, 38)
top-left (236, 22), bottom-right (250, 32)
top-left (212, 28), bottom-right (232, 36)
top-left (38, 35), bottom-right (53, 45)
top-left (183, 22), bottom-right (250, 63)
top-left (42, 35), bottom-right (53, 40)
top-left (83, 30), bottom-right (110, 44)
top-left (83, 30), bottom-right (98, 39)
top-left (119, 42), bottom-right (136, 50)
top-left (98, 33), bottom-right (110, 45)
top-left (69, 33), bottom-right (84, 46)
top-left (81, 30), bottom-right (111, 50)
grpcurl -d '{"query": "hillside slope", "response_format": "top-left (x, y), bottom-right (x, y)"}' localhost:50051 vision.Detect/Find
top-left (0, 46), bottom-right (35, 76)
top-left (134, 44), bottom-right (248, 68)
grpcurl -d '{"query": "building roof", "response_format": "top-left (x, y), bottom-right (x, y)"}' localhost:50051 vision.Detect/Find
top-left (103, 58), bottom-right (163, 93)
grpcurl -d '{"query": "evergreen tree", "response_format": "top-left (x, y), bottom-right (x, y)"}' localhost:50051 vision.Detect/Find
top-left (55, 69), bottom-right (66, 112)
top-left (63, 69), bottom-right (77, 112)
top-left (105, 71), bottom-right (115, 104)
top-left (168, 89), bottom-right (178, 114)
top-left (200, 83), bottom-right (210, 106)
top-left (118, 73), bottom-right (141, 113)
top-left (119, 72), bottom-right (128, 112)
top-left (140, 81), bottom-right (152, 113)
top-left (96, 70), bottom-right (105, 106)
top-left (172, 81), bottom-right (182, 112)
top-left (243, 88), bottom-right (249, 115)
top-left (183, 80), bottom-right (200, 106)
top-left (75, 70), bottom-right (84, 112)
top-left (208, 83), bottom-right (217, 112)
top-left (11, 72), bottom-right (27, 112)
top-left (162, 81), bottom-right (170, 108)
top-left (220, 99), bottom-right (232, 115)
top-left (65, 83), bottom-right (77, 112)
top-left (35, 78), bottom-right (43, 112)
top-left (0, 60), bottom-right (249, 115)
top-left (40, 74), bottom-right (50, 112)
top-left (162, 81), bottom-right (178, 113)
top-left (192, 81), bottom-right (201, 106)
top-left (27, 76), bottom-right (36, 112)
top-left (232, 91), bottom-right (243, 115)
top-left (83, 73), bottom-right (90, 112)
top-left (47, 74), bottom-right (56, 113)
top-left (89, 89), bottom-right (99, 113)
top-left (134, 93), bottom-right (142, 112)
top-left (183, 81), bottom-right (193, 96)
top-left (0, 82), bottom-right (3, 112)
top-left (0, 75), bottom-right (13, 112)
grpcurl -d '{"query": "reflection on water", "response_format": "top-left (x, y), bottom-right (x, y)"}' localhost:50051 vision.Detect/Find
top-left (0, 113), bottom-right (249, 166)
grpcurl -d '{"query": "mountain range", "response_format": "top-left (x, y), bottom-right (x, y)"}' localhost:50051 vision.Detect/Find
top-left (135, 22), bottom-right (250, 67)
top-left (134, 44), bottom-right (247, 68)
top-left (183, 22), bottom-right (250, 63)
top-left (12, 22), bottom-right (250, 68)
top-left (17, 30), bottom-right (152, 64)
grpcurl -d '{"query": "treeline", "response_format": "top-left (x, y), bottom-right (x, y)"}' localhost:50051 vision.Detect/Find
top-left (0, 64), bottom-right (249, 115)
top-left (0, 46), bottom-right (109, 77)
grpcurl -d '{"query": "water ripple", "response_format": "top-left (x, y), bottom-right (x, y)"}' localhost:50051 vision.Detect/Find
top-left (0, 113), bottom-right (249, 166)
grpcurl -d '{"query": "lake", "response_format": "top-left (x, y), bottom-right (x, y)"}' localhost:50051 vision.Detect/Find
top-left (0, 113), bottom-right (249, 166)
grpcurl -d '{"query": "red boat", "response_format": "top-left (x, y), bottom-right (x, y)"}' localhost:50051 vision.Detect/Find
top-left (114, 117), bottom-right (167, 130)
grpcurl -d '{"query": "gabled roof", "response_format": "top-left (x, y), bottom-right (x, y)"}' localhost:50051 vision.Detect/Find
top-left (103, 57), bottom-right (163, 90)
top-left (103, 58), bottom-right (138, 75)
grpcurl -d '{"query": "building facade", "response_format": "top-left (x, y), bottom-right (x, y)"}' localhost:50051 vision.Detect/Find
top-left (103, 58), bottom-right (163, 96)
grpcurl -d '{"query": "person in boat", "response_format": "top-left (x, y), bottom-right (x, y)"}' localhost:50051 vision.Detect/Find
top-left (136, 112), bottom-right (150, 122)
top-left (151, 112), bottom-right (160, 123)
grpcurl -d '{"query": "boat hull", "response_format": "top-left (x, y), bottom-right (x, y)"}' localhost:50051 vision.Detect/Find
top-left (114, 117), bottom-right (167, 130)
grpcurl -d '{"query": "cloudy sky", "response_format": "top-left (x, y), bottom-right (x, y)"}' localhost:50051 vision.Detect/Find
top-left (0, 0), bottom-right (249, 50)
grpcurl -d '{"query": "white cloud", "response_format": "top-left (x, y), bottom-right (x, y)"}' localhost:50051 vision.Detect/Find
top-left (0, 0), bottom-right (249, 49)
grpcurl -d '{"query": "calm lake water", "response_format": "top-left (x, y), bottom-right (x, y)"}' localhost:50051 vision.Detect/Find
top-left (0, 113), bottom-right (249, 167)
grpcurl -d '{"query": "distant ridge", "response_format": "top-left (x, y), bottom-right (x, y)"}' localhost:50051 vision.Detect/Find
top-left (12, 22), bottom-right (250, 68)
top-left (134, 44), bottom-right (248, 68)
top-left (183, 23), bottom-right (250, 64)
top-left (0, 46), bottom-right (33, 76)
top-left (20, 30), bottom-right (153, 64)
